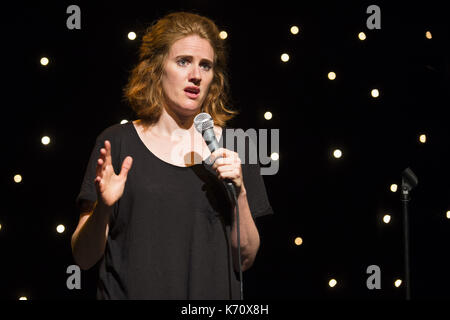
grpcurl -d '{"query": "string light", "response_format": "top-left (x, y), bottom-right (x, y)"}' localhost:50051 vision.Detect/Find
top-left (264, 111), bottom-right (272, 120)
top-left (41, 136), bottom-right (51, 145)
top-left (419, 134), bottom-right (427, 144)
top-left (56, 225), bottom-right (65, 234)
top-left (40, 57), bottom-right (49, 66)
top-left (14, 174), bottom-right (22, 183)
top-left (290, 26), bottom-right (299, 35)
top-left (294, 237), bottom-right (303, 246)
top-left (271, 152), bottom-right (279, 161)
top-left (328, 279), bottom-right (337, 288)
top-left (394, 279), bottom-right (402, 287)
top-left (390, 184), bottom-right (398, 192)
top-left (281, 53), bottom-right (290, 62)
top-left (371, 89), bottom-right (379, 98)
top-left (358, 32), bottom-right (366, 40)
top-left (383, 214), bottom-right (391, 224)
top-left (328, 71), bottom-right (336, 80)
top-left (333, 149), bottom-right (342, 159)
top-left (128, 32), bottom-right (137, 40)
top-left (219, 31), bottom-right (228, 39)
top-left (425, 31), bottom-right (432, 39)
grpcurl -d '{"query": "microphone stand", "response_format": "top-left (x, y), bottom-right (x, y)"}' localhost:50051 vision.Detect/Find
top-left (401, 168), bottom-right (418, 301)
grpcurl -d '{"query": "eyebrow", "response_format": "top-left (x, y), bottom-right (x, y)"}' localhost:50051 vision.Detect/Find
top-left (175, 55), bottom-right (214, 65)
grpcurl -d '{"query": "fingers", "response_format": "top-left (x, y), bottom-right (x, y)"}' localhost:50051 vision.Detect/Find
top-left (95, 140), bottom-right (111, 188)
top-left (96, 157), bottom-right (103, 178)
top-left (211, 156), bottom-right (233, 167)
top-left (95, 176), bottom-right (104, 192)
top-left (216, 165), bottom-right (240, 179)
top-left (210, 148), bottom-right (240, 169)
top-left (97, 139), bottom-right (113, 169)
top-left (210, 148), bottom-right (227, 163)
top-left (119, 156), bottom-right (133, 179)
top-left (104, 140), bottom-right (112, 165)
top-left (210, 148), bottom-right (243, 189)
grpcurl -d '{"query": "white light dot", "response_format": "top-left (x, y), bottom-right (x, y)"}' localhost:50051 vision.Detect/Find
top-left (290, 26), bottom-right (299, 35)
top-left (394, 279), bottom-right (402, 287)
top-left (56, 224), bottom-right (65, 234)
top-left (0, 223), bottom-right (2, 231)
top-left (281, 53), bottom-right (290, 62)
top-left (120, 119), bottom-right (128, 124)
top-left (333, 149), bottom-right (342, 159)
top-left (14, 174), bottom-right (22, 183)
top-left (19, 296), bottom-right (28, 300)
top-left (219, 31), bottom-right (228, 40)
top-left (128, 32), bottom-right (137, 40)
top-left (264, 111), bottom-right (273, 120)
top-left (371, 89), bottom-right (379, 98)
top-left (383, 214), bottom-right (391, 224)
top-left (358, 32), bottom-right (366, 40)
top-left (41, 136), bottom-right (51, 145)
top-left (425, 31), bottom-right (432, 39)
top-left (40, 57), bottom-right (49, 66)
top-left (446, 211), bottom-right (450, 219)
top-left (329, 279), bottom-right (337, 288)
top-left (390, 184), bottom-right (398, 192)
top-left (419, 134), bottom-right (427, 144)
top-left (271, 152), bottom-right (279, 161)
top-left (328, 71), bottom-right (336, 80)
top-left (294, 237), bottom-right (303, 246)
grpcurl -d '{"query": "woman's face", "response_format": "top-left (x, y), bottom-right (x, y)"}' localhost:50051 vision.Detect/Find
top-left (161, 34), bottom-right (215, 117)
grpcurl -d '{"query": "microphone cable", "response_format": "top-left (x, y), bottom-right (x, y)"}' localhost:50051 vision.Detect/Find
top-left (228, 182), bottom-right (243, 300)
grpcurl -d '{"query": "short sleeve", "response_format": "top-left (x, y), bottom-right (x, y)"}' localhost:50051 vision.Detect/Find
top-left (241, 160), bottom-right (274, 218)
top-left (75, 125), bottom-right (121, 210)
top-left (230, 129), bottom-right (274, 219)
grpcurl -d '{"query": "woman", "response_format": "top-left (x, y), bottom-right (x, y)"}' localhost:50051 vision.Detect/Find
top-left (71, 11), bottom-right (273, 299)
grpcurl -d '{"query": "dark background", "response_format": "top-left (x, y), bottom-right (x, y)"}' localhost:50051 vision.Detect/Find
top-left (2, 1), bottom-right (449, 300)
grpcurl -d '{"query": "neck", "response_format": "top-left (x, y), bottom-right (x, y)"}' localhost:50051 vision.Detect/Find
top-left (143, 105), bottom-right (200, 138)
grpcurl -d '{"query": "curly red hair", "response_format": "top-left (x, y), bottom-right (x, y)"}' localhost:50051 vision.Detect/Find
top-left (123, 12), bottom-right (237, 127)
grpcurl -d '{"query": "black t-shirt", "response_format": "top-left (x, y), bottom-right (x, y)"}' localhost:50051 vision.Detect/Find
top-left (76, 121), bottom-right (273, 299)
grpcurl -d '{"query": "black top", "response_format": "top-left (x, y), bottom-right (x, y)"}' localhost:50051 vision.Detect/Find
top-left (76, 121), bottom-right (273, 300)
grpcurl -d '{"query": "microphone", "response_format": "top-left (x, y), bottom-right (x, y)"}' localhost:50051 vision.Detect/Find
top-left (193, 112), bottom-right (220, 154)
top-left (193, 112), bottom-right (235, 193)
top-left (194, 112), bottom-right (244, 300)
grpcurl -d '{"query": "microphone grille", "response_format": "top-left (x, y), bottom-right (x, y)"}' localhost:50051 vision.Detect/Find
top-left (194, 112), bottom-right (214, 133)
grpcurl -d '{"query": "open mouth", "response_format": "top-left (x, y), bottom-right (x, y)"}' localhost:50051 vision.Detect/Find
top-left (184, 86), bottom-right (200, 98)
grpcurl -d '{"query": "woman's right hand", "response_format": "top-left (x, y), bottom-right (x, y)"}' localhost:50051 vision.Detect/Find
top-left (94, 140), bottom-right (133, 207)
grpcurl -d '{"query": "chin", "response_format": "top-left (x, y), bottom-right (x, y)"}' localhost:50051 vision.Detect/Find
top-left (182, 99), bottom-right (205, 112)
top-left (176, 103), bottom-right (201, 116)
top-left (167, 97), bottom-right (205, 117)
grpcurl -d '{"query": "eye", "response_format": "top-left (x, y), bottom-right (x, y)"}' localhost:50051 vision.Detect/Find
top-left (200, 63), bottom-right (212, 71)
top-left (176, 58), bottom-right (189, 66)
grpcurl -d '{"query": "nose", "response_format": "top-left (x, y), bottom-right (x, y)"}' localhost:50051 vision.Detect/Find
top-left (188, 65), bottom-right (201, 86)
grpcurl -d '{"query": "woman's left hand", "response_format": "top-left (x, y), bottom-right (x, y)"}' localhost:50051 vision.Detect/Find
top-left (210, 148), bottom-right (244, 194)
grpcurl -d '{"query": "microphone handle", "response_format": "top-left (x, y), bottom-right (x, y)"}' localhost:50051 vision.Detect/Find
top-left (203, 128), bottom-right (220, 153)
top-left (202, 128), bottom-right (237, 198)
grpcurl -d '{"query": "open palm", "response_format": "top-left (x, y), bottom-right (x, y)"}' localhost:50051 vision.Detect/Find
top-left (94, 140), bottom-right (133, 207)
